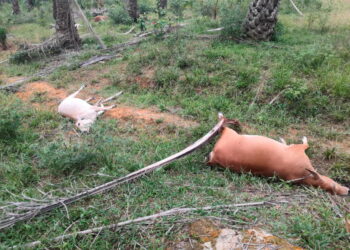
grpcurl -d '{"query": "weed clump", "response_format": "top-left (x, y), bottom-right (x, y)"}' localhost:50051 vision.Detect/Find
top-left (39, 142), bottom-right (97, 176)
top-left (0, 27), bottom-right (7, 49)
top-left (0, 101), bottom-right (21, 142)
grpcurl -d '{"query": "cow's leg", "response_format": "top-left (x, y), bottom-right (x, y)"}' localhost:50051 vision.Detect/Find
top-left (95, 105), bottom-right (115, 116)
top-left (67, 84), bottom-right (86, 99)
top-left (85, 97), bottom-right (94, 102)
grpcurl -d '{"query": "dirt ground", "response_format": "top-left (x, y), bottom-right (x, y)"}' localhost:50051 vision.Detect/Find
top-left (14, 80), bottom-right (198, 128)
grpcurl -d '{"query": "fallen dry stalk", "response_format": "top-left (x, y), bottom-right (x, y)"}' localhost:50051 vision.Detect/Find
top-left (14, 200), bottom-right (286, 248)
top-left (0, 116), bottom-right (226, 230)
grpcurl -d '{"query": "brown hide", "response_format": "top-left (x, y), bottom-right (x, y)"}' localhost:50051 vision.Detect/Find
top-left (94, 15), bottom-right (108, 22)
top-left (208, 127), bottom-right (349, 196)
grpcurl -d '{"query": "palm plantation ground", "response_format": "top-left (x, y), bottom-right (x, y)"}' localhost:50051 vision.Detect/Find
top-left (0, 0), bottom-right (349, 248)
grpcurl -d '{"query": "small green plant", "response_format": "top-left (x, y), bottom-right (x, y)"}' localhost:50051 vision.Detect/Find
top-left (154, 67), bottom-right (179, 88)
top-left (109, 5), bottom-right (132, 25)
top-left (30, 91), bottom-right (48, 103)
top-left (0, 27), bottom-right (7, 49)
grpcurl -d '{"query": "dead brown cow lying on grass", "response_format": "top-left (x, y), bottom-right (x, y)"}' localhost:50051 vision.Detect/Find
top-left (208, 114), bottom-right (349, 196)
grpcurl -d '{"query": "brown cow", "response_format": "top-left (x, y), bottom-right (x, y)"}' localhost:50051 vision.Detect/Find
top-left (93, 15), bottom-right (108, 22)
top-left (208, 116), bottom-right (349, 196)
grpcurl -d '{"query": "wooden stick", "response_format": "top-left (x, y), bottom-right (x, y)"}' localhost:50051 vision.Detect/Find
top-left (0, 115), bottom-right (226, 230)
top-left (207, 27), bottom-right (224, 32)
top-left (71, 0), bottom-right (107, 49)
top-left (289, 0), bottom-right (304, 16)
top-left (268, 89), bottom-right (285, 105)
top-left (14, 200), bottom-right (281, 248)
top-left (123, 26), bottom-right (135, 35)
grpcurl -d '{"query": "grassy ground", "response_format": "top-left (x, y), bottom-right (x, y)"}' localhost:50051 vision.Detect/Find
top-left (0, 0), bottom-right (349, 249)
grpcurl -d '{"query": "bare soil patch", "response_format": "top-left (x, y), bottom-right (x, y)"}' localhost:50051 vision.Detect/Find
top-left (14, 81), bottom-right (198, 128)
top-left (16, 81), bottom-right (67, 109)
top-left (136, 67), bottom-right (156, 88)
top-left (105, 105), bottom-right (198, 128)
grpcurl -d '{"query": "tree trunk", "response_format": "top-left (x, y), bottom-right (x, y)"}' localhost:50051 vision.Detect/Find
top-left (159, 0), bottom-right (167, 9)
top-left (53, 0), bottom-right (80, 49)
top-left (243, 0), bottom-right (280, 41)
top-left (27, 0), bottom-right (35, 10)
top-left (128, 0), bottom-right (139, 22)
top-left (12, 0), bottom-right (20, 15)
top-left (96, 0), bottom-right (104, 9)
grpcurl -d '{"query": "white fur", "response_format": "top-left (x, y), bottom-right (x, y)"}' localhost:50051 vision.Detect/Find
top-left (58, 85), bottom-right (114, 132)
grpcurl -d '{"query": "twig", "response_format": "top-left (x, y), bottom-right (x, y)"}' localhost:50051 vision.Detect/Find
top-left (249, 71), bottom-right (269, 109)
top-left (0, 114), bottom-right (227, 230)
top-left (14, 200), bottom-right (283, 248)
top-left (268, 89), bottom-right (285, 105)
top-left (326, 194), bottom-right (343, 218)
top-left (289, 0), bottom-right (304, 16)
top-left (207, 27), bottom-right (224, 32)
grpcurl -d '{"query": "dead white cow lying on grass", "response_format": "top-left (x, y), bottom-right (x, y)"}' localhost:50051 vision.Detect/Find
top-left (58, 85), bottom-right (122, 132)
top-left (208, 115), bottom-right (349, 196)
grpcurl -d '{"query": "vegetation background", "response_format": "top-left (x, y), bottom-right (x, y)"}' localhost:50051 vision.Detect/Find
top-left (0, 0), bottom-right (349, 248)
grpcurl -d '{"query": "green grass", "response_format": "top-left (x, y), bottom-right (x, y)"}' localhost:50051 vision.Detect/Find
top-left (0, 0), bottom-right (349, 248)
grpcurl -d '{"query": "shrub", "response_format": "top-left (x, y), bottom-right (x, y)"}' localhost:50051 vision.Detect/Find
top-left (0, 27), bottom-right (7, 49)
top-left (140, 2), bottom-right (154, 14)
top-left (0, 100), bottom-right (21, 142)
top-left (220, 0), bottom-right (250, 39)
top-left (109, 5), bottom-right (132, 25)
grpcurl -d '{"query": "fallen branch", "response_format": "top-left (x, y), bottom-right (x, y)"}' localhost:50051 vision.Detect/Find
top-left (207, 27), bottom-right (224, 32)
top-left (0, 59), bottom-right (9, 64)
top-left (78, 24), bottom-right (187, 68)
top-left (80, 54), bottom-right (121, 67)
top-left (14, 200), bottom-right (285, 248)
top-left (71, 0), bottom-right (107, 49)
top-left (123, 26), bottom-right (135, 35)
top-left (0, 114), bottom-right (227, 230)
top-left (1, 24), bottom-right (187, 91)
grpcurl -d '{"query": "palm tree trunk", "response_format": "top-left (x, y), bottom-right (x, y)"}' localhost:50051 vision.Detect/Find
top-left (12, 0), bottom-right (20, 15)
top-left (128, 0), bottom-right (139, 22)
top-left (27, 0), bottom-right (35, 10)
top-left (159, 0), bottom-right (167, 9)
top-left (53, 0), bottom-right (80, 49)
top-left (243, 0), bottom-right (280, 41)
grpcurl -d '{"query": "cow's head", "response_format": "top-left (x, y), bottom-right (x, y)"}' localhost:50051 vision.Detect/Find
top-left (76, 118), bottom-right (94, 132)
